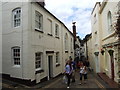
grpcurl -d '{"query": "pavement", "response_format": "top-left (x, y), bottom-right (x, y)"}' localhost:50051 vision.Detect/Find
top-left (98, 72), bottom-right (119, 88)
top-left (1, 70), bottom-right (119, 89)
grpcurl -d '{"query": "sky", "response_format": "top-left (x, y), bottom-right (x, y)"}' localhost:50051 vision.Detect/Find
top-left (45, 0), bottom-right (103, 39)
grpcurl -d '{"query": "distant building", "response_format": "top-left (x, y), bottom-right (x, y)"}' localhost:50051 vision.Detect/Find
top-left (2, 1), bottom-right (74, 84)
top-left (75, 36), bottom-right (81, 60)
top-left (79, 40), bottom-right (86, 61)
top-left (72, 22), bottom-right (81, 62)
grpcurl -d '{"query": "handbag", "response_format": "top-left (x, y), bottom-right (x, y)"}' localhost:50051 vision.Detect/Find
top-left (62, 75), bottom-right (67, 84)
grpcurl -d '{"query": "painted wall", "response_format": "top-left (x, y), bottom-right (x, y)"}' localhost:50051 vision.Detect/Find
top-left (2, 2), bottom-right (29, 79)
top-left (100, 1), bottom-right (119, 82)
top-left (2, 2), bottom-right (74, 83)
top-left (91, 3), bottom-right (101, 73)
top-left (87, 36), bottom-right (94, 70)
top-left (91, 0), bottom-right (119, 83)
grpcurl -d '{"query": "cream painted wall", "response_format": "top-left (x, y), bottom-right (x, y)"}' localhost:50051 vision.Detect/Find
top-left (87, 37), bottom-right (94, 70)
top-left (2, 2), bottom-right (74, 83)
top-left (91, 1), bottom-right (119, 83)
top-left (2, 2), bottom-right (29, 79)
top-left (91, 3), bottom-right (101, 73)
top-left (100, 1), bottom-right (119, 82)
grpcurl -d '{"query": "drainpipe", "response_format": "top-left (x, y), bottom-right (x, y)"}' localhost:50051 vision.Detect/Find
top-left (21, 2), bottom-right (24, 78)
top-left (86, 39), bottom-right (88, 60)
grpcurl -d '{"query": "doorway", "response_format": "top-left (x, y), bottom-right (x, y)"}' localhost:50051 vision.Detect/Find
top-left (48, 55), bottom-right (53, 80)
top-left (108, 50), bottom-right (114, 80)
top-left (95, 55), bottom-right (100, 73)
top-left (94, 52), bottom-right (100, 73)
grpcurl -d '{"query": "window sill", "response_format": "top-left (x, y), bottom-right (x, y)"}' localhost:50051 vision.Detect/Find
top-left (47, 33), bottom-right (53, 36)
top-left (13, 65), bottom-right (21, 68)
top-left (56, 64), bottom-right (60, 67)
top-left (65, 51), bottom-right (68, 53)
top-left (55, 36), bottom-right (59, 39)
top-left (35, 69), bottom-right (44, 74)
top-left (35, 28), bottom-right (44, 33)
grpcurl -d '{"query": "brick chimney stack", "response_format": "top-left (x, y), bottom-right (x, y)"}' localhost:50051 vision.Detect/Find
top-left (72, 22), bottom-right (76, 41)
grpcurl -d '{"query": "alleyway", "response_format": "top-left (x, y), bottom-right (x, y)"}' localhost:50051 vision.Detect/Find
top-left (39, 71), bottom-right (109, 88)
top-left (1, 70), bottom-right (111, 89)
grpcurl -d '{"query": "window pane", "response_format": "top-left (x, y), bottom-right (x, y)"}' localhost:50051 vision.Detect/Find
top-left (13, 8), bottom-right (21, 27)
top-left (35, 52), bottom-right (42, 69)
top-left (35, 11), bottom-right (43, 30)
top-left (13, 47), bottom-right (20, 65)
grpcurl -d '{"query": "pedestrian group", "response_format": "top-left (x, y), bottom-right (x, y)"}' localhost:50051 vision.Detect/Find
top-left (64, 57), bottom-right (90, 88)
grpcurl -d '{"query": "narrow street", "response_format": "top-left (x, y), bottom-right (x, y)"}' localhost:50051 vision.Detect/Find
top-left (1, 0), bottom-right (120, 89)
top-left (39, 71), bottom-right (109, 88)
top-left (1, 70), bottom-right (110, 89)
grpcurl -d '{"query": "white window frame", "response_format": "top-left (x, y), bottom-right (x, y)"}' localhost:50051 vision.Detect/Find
top-left (35, 11), bottom-right (43, 31)
top-left (56, 52), bottom-right (59, 64)
top-left (55, 24), bottom-right (59, 37)
top-left (12, 46), bottom-right (20, 66)
top-left (65, 33), bottom-right (68, 51)
top-left (12, 8), bottom-right (21, 27)
top-left (35, 52), bottom-right (43, 71)
top-left (48, 19), bottom-right (52, 35)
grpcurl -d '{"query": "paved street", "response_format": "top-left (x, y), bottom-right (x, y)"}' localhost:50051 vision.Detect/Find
top-left (40, 71), bottom-right (109, 88)
top-left (1, 71), bottom-right (111, 89)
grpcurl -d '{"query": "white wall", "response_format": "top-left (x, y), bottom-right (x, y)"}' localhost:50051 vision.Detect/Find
top-left (91, 3), bottom-right (101, 73)
top-left (2, 2), bottom-right (74, 83)
top-left (2, 2), bottom-right (29, 79)
top-left (100, 1), bottom-right (119, 82)
top-left (91, 1), bottom-right (119, 82)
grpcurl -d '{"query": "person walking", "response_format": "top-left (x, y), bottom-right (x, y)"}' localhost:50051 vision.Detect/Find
top-left (77, 61), bottom-right (82, 69)
top-left (69, 57), bottom-right (76, 82)
top-left (79, 61), bottom-right (85, 85)
top-left (65, 60), bottom-right (73, 88)
top-left (83, 62), bottom-right (88, 84)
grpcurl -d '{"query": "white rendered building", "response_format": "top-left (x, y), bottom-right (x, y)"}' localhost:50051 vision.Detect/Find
top-left (2, 1), bottom-right (74, 84)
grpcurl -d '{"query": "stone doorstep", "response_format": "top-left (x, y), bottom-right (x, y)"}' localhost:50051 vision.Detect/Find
top-left (97, 72), bottom-right (119, 88)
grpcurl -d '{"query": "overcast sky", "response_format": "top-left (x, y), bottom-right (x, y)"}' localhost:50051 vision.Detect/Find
top-left (45, 0), bottom-right (103, 39)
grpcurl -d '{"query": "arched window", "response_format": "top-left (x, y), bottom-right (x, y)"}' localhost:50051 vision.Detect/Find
top-left (107, 11), bottom-right (112, 32)
top-left (12, 8), bottom-right (21, 27)
top-left (65, 33), bottom-right (68, 51)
